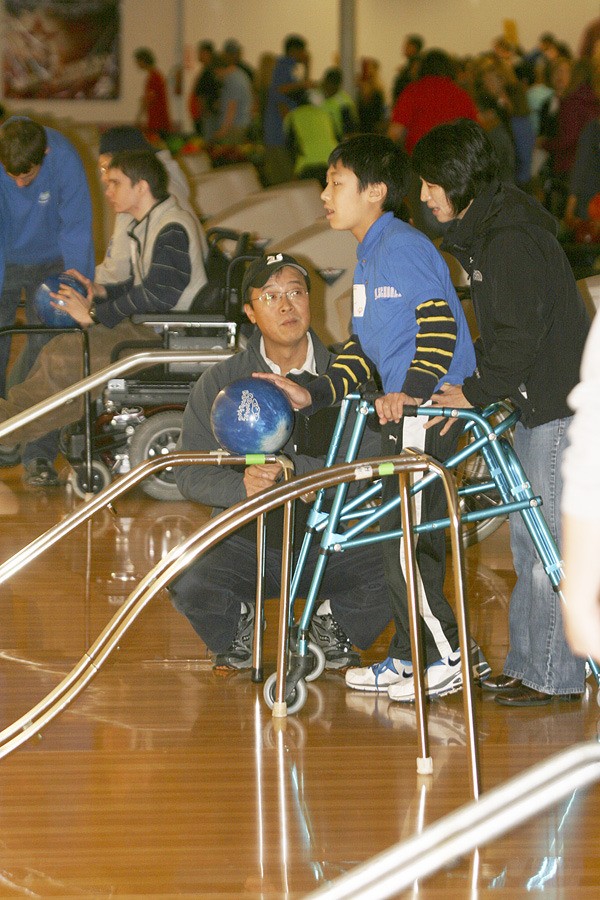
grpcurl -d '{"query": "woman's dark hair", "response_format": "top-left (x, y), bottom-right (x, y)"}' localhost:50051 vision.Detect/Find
top-left (108, 150), bottom-right (168, 201)
top-left (412, 119), bottom-right (500, 215)
top-left (328, 133), bottom-right (411, 219)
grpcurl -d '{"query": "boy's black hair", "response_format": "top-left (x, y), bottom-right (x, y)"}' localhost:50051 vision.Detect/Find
top-left (0, 118), bottom-right (47, 174)
top-left (411, 118), bottom-right (499, 216)
top-left (327, 134), bottom-right (410, 219)
top-left (108, 150), bottom-right (168, 201)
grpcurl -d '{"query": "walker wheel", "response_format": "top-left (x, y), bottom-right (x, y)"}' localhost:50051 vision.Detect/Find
top-left (305, 641), bottom-right (326, 682)
top-left (263, 672), bottom-right (308, 714)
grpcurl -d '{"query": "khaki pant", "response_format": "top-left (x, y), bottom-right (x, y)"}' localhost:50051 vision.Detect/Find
top-left (0, 319), bottom-right (157, 445)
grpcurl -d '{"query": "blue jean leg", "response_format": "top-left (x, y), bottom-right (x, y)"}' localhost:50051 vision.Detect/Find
top-left (504, 418), bottom-right (586, 694)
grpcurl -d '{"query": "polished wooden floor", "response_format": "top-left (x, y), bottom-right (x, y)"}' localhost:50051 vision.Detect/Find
top-left (0, 462), bottom-right (599, 899)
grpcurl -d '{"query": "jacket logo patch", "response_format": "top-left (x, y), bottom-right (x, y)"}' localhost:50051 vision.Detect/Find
top-left (374, 286), bottom-right (402, 299)
top-left (473, 270), bottom-right (483, 282)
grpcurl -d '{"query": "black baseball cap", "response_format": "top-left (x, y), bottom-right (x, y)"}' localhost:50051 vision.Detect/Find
top-left (99, 126), bottom-right (154, 155)
top-left (241, 253), bottom-right (311, 300)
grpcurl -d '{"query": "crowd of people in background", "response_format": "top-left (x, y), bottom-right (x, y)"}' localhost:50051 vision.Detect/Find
top-left (177, 22), bottom-right (600, 239)
top-left (0, 14), bottom-right (599, 684)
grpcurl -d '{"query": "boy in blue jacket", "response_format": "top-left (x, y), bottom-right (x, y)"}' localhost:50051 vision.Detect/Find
top-left (258, 134), bottom-right (489, 703)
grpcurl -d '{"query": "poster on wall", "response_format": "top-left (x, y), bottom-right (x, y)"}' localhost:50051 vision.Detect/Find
top-left (3, 0), bottom-right (120, 99)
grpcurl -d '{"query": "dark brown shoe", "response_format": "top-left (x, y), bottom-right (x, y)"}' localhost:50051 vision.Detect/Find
top-left (480, 673), bottom-right (522, 692)
top-left (495, 685), bottom-right (583, 707)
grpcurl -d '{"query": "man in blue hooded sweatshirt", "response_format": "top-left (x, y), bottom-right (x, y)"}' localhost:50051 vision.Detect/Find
top-left (0, 116), bottom-right (95, 479)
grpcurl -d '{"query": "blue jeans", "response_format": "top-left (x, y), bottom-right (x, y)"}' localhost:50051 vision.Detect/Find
top-left (504, 418), bottom-right (586, 694)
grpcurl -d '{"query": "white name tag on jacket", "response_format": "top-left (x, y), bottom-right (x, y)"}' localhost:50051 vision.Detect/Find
top-left (353, 283), bottom-right (366, 317)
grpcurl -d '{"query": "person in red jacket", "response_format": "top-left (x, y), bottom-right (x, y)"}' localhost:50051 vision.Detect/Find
top-left (389, 49), bottom-right (478, 237)
top-left (134, 47), bottom-right (172, 137)
top-left (388, 49), bottom-right (477, 153)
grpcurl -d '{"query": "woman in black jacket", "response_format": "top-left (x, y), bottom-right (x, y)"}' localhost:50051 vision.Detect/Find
top-left (412, 118), bottom-right (590, 707)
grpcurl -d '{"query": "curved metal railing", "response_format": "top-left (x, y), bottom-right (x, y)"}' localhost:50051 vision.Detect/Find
top-left (0, 452), bottom-right (453, 765)
top-left (0, 349), bottom-right (231, 442)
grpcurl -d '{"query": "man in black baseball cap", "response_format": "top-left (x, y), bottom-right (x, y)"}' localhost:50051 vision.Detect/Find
top-left (170, 252), bottom-right (391, 673)
top-left (241, 252), bottom-right (311, 300)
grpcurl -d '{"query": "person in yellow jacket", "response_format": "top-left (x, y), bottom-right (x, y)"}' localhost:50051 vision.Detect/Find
top-left (283, 90), bottom-right (338, 186)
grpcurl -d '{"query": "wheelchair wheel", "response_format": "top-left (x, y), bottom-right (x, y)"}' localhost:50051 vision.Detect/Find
top-left (263, 672), bottom-right (308, 715)
top-left (454, 408), bottom-right (515, 547)
top-left (67, 459), bottom-right (112, 499)
top-left (128, 411), bottom-right (184, 501)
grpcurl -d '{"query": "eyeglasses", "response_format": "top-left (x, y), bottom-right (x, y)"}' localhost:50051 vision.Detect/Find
top-left (255, 289), bottom-right (309, 307)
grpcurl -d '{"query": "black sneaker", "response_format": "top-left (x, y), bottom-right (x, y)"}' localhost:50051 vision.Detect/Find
top-left (309, 612), bottom-right (361, 669)
top-left (0, 443), bottom-right (21, 468)
top-left (213, 603), bottom-right (255, 670)
top-left (22, 458), bottom-right (60, 488)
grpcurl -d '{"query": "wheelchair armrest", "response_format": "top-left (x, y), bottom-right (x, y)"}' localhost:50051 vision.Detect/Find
top-left (131, 313), bottom-right (228, 326)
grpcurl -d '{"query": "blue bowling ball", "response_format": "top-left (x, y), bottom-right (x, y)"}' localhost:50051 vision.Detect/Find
top-left (210, 376), bottom-right (295, 454)
top-left (33, 273), bottom-right (86, 328)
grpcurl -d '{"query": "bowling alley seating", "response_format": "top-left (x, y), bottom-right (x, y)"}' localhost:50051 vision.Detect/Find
top-left (177, 151), bottom-right (212, 181)
top-left (205, 179), bottom-right (324, 253)
top-left (192, 162), bottom-right (263, 220)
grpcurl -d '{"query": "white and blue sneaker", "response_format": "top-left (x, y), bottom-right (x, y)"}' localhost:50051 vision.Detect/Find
top-left (388, 652), bottom-right (464, 703)
top-left (387, 642), bottom-right (491, 703)
top-left (347, 643), bottom-right (490, 697)
top-left (345, 656), bottom-right (412, 693)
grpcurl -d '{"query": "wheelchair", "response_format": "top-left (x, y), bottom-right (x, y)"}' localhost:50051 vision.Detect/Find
top-left (59, 227), bottom-right (261, 500)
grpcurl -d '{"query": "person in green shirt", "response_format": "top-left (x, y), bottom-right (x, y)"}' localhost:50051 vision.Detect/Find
top-left (284, 89), bottom-right (338, 185)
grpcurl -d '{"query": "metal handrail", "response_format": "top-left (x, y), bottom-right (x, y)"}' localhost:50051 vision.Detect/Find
top-left (0, 451), bottom-right (277, 586)
top-left (305, 738), bottom-right (600, 899)
top-left (0, 349), bottom-right (231, 441)
top-left (0, 453), bottom-right (438, 761)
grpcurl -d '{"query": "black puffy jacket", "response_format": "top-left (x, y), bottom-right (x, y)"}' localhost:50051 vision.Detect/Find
top-left (442, 180), bottom-right (590, 426)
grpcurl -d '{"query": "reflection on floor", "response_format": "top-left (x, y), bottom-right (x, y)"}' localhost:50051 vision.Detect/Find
top-left (0, 461), bottom-right (599, 897)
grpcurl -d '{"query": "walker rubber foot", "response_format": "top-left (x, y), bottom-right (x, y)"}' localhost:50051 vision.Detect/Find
top-left (417, 756), bottom-right (433, 775)
top-left (272, 701), bottom-right (287, 718)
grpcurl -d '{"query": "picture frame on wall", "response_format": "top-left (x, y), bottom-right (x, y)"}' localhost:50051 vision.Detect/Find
top-left (2, 0), bottom-right (120, 100)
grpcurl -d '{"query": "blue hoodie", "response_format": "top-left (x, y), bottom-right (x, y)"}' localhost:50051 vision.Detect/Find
top-left (0, 117), bottom-right (95, 289)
